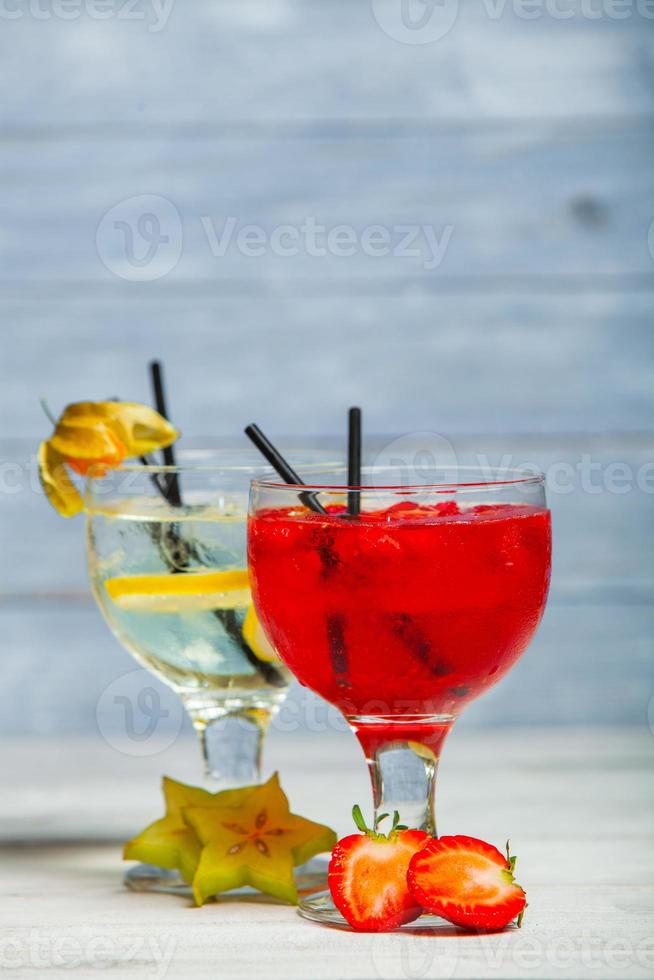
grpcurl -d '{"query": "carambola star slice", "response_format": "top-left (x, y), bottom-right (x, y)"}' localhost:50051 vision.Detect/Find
top-left (183, 772), bottom-right (337, 905)
top-left (124, 776), bottom-right (257, 884)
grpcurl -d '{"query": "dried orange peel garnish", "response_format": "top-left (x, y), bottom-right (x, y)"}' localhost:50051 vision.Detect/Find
top-left (38, 400), bottom-right (178, 517)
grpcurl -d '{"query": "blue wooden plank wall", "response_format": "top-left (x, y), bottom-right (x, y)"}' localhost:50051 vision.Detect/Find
top-left (0, 1), bottom-right (652, 735)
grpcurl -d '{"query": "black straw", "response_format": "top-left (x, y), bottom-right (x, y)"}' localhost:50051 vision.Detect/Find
top-left (149, 360), bottom-right (182, 507)
top-left (347, 406), bottom-right (362, 516)
top-left (244, 424), bottom-right (327, 515)
top-left (143, 378), bottom-right (285, 687)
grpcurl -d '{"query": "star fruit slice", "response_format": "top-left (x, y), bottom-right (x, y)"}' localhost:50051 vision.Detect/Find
top-left (124, 776), bottom-right (257, 885)
top-left (184, 772), bottom-right (337, 906)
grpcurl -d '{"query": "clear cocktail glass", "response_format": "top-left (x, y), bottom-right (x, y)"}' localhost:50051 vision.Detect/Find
top-left (247, 466), bottom-right (552, 926)
top-left (86, 448), bottom-right (335, 894)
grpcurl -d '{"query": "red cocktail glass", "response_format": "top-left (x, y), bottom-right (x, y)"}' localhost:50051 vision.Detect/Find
top-left (248, 467), bottom-right (551, 925)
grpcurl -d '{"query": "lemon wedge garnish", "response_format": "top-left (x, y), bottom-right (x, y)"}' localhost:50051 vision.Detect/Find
top-left (242, 605), bottom-right (279, 663)
top-left (105, 569), bottom-right (251, 613)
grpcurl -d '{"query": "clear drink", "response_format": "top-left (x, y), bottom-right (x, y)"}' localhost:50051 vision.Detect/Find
top-left (86, 449), bottom-right (336, 898)
top-left (88, 496), bottom-right (290, 713)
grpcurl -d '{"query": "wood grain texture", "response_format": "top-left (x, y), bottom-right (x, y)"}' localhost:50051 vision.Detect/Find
top-left (2, 125), bottom-right (653, 283)
top-left (1, 730), bottom-right (653, 978)
top-left (0, 2), bottom-right (652, 739)
top-left (0, 594), bottom-right (651, 733)
top-left (4, 728), bottom-right (652, 842)
top-left (1, 1), bottom-right (653, 127)
top-left (1, 296), bottom-right (653, 438)
top-left (2, 433), bottom-right (654, 588)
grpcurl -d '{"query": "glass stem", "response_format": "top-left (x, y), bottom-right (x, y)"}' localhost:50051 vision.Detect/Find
top-left (349, 717), bottom-right (453, 835)
top-left (186, 704), bottom-right (274, 789)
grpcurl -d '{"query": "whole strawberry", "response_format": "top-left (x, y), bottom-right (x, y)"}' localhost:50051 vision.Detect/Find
top-left (328, 806), bottom-right (429, 932)
top-left (408, 835), bottom-right (527, 931)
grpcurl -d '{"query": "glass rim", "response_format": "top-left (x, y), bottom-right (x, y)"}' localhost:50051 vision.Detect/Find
top-left (91, 448), bottom-right (341, 477)
top-left (251, 465), bottom-right (546, 494)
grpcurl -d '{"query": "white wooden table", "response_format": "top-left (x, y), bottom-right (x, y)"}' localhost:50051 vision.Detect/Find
top-left (2, 727), bottom-right (652, 979)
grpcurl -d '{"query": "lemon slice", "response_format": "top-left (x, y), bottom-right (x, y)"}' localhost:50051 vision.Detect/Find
top-left (105, 569), bottom-right (251, 613)
top-left (242, 605), bottom-right (279, 663)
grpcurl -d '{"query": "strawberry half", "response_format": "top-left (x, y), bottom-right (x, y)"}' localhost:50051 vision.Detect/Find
top-left (407, 835), bottom-right (527, 931)
top-left (328, 806), bottom-right (429, 932)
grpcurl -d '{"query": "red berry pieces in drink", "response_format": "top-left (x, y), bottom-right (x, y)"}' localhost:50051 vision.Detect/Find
top-left (328, 807), bottom-right (429, 931)
top-left (248, 502), bottom-right (550, 717)
top-left (408, 835), bottom-right (527, 931)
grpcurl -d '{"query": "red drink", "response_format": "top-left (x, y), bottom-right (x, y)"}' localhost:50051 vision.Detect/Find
top-left (249, 469), bottom-right (551, 897)
top-left (248, 501), bottom-right (551, 725)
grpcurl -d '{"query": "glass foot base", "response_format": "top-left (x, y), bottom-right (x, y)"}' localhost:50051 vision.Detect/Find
top-left (124, 864), bottom-right (189, 896)
top-left (300, 890), bottom-right (459, 932)
top-left (124, 857), bottom-right (329, 901)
